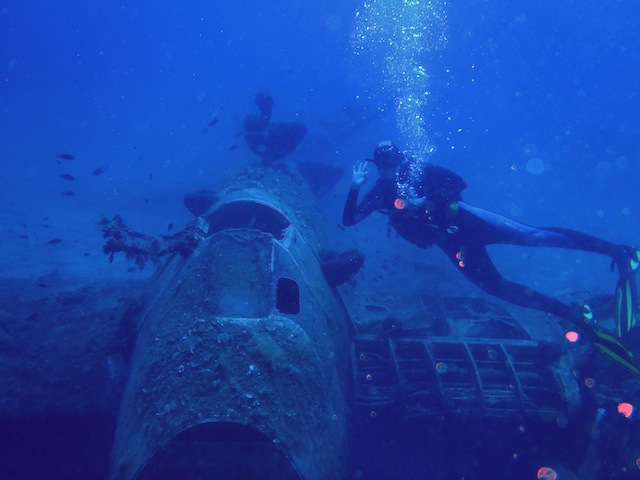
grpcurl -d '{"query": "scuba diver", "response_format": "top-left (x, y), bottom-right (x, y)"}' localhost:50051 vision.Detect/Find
top-left (343, 141), bottom-right (640, 377)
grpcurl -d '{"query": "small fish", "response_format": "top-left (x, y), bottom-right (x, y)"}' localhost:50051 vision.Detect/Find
top-left (17, 234), bottom-right (29, 240)
top-left (229, 144), bottom-right (239, 151)
top-left (26, 312), bottom-right (39, 321)
top-left (47, 238), bottom-right (62, 245)
top-left (202, 116), bottom-right (219, 133)
top-left (149, 173), bottom-right (153, 180)
top-left (57, 153), bottom-right (76, 160)
top-left (59, 173), bottom-right (75, 181)
top-left (37, 283), bottom-right (48, 288)
top-left (61, 191), bottom-right (76, 197)
top-left (92, 166), bottom-right (105, 176)
top-left (83, 252), bottom-right (90, 257)
top-left (167, 223), bottom-right (174, 232)
top-left (42, 224), bottom-right (50, 228)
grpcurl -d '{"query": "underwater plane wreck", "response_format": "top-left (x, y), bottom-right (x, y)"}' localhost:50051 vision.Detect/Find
top-left (107, 168), bottom-right (353, 480)
top-left (2, 160), bottom-right (638, 479)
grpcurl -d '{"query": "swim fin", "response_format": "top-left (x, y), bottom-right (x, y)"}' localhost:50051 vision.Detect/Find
top-left (614, 248), bottom-right (639, 337)
top-left (616, 273), bottom-right (637, 337)
top-left (587, 323), bottom-right (640, 378)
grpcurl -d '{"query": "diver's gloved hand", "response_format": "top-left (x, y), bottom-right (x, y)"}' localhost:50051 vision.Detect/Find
top-left (351, 162), bottom-right (368, 189)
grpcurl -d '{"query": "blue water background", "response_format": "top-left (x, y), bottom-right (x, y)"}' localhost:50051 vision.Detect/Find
top-left (1, 0), bottom-right (638, 295)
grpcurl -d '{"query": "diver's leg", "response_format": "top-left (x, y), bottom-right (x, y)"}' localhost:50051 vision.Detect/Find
top-left (458, 202), bottom-right (624, 254)
top-left (541, 227), bottom-right (628, 256)
top-left (455, 202), bottom-right (568, 247)
top-left (439, 241), bottom-right (580, 321)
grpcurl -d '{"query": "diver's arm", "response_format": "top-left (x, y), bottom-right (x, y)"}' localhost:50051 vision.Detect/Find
top-left (342, 187), bottom-right (361, 226)
top-left (343, 162), bottom-right (371, 226)
top-left (343, 181), bottom-right (393, 226)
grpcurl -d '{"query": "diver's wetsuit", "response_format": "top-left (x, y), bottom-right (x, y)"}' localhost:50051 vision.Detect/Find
top-left (342, 168), bottom-right (626, 326)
